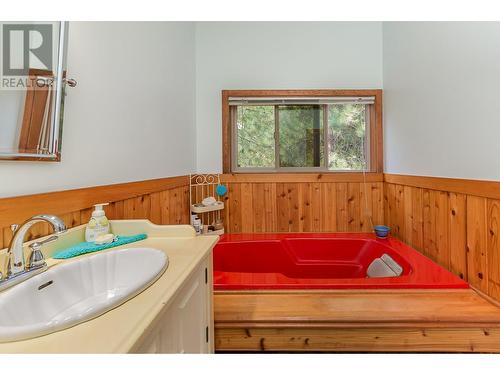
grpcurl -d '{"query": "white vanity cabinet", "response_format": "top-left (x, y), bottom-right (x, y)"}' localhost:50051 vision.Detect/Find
top-left (134, 254), bottom-right (213, 354)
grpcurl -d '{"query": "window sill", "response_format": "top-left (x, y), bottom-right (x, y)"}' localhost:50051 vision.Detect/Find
top-left (220, 172), bottom-right (383, 183)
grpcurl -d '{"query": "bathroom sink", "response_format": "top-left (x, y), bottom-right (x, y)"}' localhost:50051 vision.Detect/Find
top-left (0, 247), bottom-right (168, 342)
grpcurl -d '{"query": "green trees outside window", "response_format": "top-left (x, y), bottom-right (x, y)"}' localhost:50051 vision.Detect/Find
top-left (235, 103), bottom-right (367, 170)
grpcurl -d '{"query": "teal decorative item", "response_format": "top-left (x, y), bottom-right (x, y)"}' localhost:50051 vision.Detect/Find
top-left (53, 234), bottom-right (147, 259)
top-left (216, 184), bottom-right (228, 196)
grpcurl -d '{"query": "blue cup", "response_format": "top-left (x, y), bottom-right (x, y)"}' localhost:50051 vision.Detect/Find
top-left (374, 225), bottom-right (391, 239)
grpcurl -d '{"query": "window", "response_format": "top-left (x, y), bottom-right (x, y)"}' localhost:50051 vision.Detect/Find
top-left (223, 90), bottom-right (382, 173)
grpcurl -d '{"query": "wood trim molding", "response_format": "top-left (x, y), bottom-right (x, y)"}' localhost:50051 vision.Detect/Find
top-left (221, 172), bottom-right (383, 183)
top-left (384, 173), bottom-right (500, 200)
top-left (222, 89), bottom-right (384, 174)
top-left (0, 175), bottom-right (189, 228)
top-left (214, 290), bottom-right (500, 327)
top-left (222, 90), bottom-right (231, 173)
top-left (215, 327), bottom-right (500, 352)
top-left (373, 90), bottom-right (383, 173)
top-left (223, 89), bottom-right (383, 97)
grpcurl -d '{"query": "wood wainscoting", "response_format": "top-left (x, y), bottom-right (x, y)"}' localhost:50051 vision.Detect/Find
top-left (384, 174), bottom-right (500, 302)
top-left (2, 170), bottom-right (500, 305)
top-left (219, 173), bottom-right (384, 234)
top-left (0, 176), bottom-right (190, 249)
top-left (217, 172), bottom-right (500, 305)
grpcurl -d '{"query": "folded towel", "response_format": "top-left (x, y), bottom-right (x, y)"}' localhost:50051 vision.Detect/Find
top-left (53, 234), bottom-right (147, 259)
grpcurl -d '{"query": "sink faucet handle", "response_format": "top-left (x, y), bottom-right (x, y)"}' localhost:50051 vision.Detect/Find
top-left (28, 236), bottom-right (58, 269)
top-left (31, 235), bottom-right (59, 247)
top-left (10, 224), bottom-right (19, 234)
top-left (27, 247), bottom-right (45, 269)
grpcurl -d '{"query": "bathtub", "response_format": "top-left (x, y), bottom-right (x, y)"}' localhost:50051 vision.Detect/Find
top-left (213, 233), bottom-right (468, 290)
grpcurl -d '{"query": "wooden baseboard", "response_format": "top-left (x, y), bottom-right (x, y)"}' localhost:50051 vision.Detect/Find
top-left (216, 327), bottom-right (500, 353)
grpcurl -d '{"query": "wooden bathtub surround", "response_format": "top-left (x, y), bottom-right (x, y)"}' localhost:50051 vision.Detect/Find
top-left (214, 289), bottom-right (500, 352)
top-left (213, 172), bottom-right (500, 352)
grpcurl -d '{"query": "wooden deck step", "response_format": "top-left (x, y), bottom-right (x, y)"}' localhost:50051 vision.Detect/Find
top-left (214, 289), bottom-right (500, 352)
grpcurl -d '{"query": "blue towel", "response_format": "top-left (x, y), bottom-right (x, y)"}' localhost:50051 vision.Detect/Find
top-left (53, 234), bottom-right (148, 259)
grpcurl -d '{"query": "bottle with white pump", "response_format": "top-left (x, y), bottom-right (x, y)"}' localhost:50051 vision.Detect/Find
top-left (85, 203), bottom-right (110, 242)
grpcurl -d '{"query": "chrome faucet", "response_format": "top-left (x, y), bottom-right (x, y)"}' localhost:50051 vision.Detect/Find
top-left (0, 214), bottom-right (66, 292)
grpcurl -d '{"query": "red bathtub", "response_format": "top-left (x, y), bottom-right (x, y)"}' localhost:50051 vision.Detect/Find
top-left (213, 233), bottom-right (468, 290)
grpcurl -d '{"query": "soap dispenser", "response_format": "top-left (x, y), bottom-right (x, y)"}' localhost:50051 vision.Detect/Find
top-left (85, 203), bottom-right (111, 242)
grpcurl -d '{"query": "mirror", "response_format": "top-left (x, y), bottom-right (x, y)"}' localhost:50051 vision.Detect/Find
top-left (0, 21), bottom-right (72, 161)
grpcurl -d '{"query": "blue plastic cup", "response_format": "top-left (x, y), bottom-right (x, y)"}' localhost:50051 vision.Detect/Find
top-left (374, 225), bottom-right (391, 239)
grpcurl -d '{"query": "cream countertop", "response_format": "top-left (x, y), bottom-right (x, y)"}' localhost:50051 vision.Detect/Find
top-left (0, 220), bottom-right (219, 353)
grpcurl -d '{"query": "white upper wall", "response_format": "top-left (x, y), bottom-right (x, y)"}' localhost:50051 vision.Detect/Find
top-left (0, 22), bottom-right (196, 198)
top-left (5, 21), bottom-right (498, 200)
top-left (383, 22), bottom-right (500, 180)
top-left (195, 22), bottom-right (383, 173)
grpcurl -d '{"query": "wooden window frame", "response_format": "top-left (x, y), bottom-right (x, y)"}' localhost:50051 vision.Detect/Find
top-left (222, 89), bottom-right (383, 174)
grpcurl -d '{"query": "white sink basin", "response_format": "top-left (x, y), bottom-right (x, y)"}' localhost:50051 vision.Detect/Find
top-left (0, 247), bottom-right (168, 342)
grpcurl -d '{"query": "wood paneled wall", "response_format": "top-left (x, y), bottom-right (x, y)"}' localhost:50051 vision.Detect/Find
top-left (0, 173), bottom-right (385, 249)
top-left (0, 176), bottom-right (190, 249)
top-left (2, 171), bottom-right (500, 304)
top-left (219, 172), bottom-right (500, 303)
top-left (384, 174), bottom-right (500, 302)
top-left (219, 173), bottom-right (384, 233)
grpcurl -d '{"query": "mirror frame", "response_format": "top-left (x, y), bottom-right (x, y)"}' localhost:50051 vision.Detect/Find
top-left (0, 21), bottom-right (69, 161)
